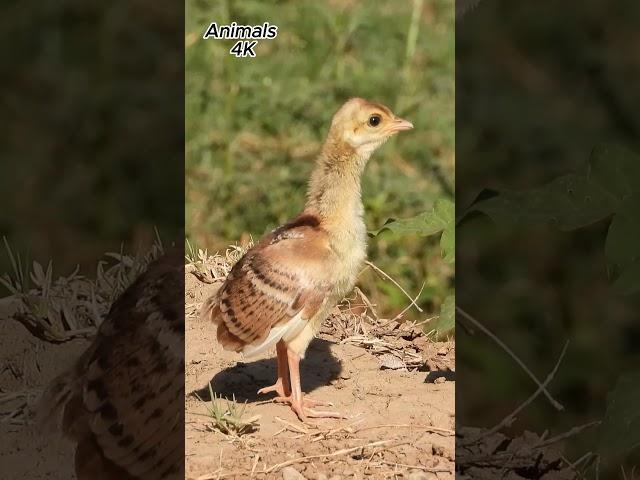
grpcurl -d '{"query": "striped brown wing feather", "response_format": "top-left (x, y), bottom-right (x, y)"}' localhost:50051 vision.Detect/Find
top-left (38, 250), bottom-right (184, 480)
top-left (88, 252), bottom-right (184, 479)
top-left (205, 220), bottom-right (335, 350)
top-left (84, 328), bottom-right (183, 479)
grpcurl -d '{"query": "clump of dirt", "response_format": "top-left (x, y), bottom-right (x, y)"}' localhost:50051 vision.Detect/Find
top-left (185, 251), bottom-right (455, 480)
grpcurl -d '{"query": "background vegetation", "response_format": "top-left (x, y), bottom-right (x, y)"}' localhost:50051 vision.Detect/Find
top-left (0, 1), bottom-right (184, 275)
top-left (186, 0), bottom-right (455, 322)
top-left (457, 0), bottom-right (640, 474)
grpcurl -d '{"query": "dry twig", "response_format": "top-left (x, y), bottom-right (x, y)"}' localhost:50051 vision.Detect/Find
top-left (457, 306), bottom-right (564, 411)
top-left (263, 439), bottom-right (411, 474)
top-left (354, 423), bottom-right (454, 436)
top-left (461, 340), bottom-right (570, 447)
top-left (365, 261), bottom-right (423, 313)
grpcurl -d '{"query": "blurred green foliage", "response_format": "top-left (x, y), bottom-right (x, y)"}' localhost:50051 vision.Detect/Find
top-left (457, 0), bottom-right (640, 471)
top-left (598, 372), bottom-right (640, 465)
top-left (186, 0), bottom-right (455, 321)
top-left (473, 144), bottom-right (640, 294)
top-left (372, 198), bottom-right (455, 264)
top-left (0, 1), bottom-right (184, 274)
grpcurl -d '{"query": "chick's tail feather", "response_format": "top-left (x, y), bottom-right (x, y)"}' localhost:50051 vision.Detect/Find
top-left (36, 362), bottom-right (84, 435)
top-left (36, 340), bottom-right (98, 436)
top-left (200, 291), bottom-right (246, 352)
top-left (199, 294), bottom-right (221, 325)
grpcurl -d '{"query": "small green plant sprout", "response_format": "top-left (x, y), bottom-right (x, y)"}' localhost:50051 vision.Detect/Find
top-left (197, 383), bottom-right (260, 436)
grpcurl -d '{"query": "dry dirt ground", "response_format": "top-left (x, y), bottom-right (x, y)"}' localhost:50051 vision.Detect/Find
top-left (0, 256), bottom-right (455, 480)
top-left (0, 318), bottom-right (87, 479)
top-left (185, 270), bottom-right (455, 480)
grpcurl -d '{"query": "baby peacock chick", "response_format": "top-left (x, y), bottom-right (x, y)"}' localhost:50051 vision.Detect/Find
top-left (201, 98), bottom-right (413, 421)
top-left (37, 250), bottom-right (184, 480)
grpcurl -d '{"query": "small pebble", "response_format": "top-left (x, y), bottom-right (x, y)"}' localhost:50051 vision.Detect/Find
top-left (282, 466), bottom-right (306, 480)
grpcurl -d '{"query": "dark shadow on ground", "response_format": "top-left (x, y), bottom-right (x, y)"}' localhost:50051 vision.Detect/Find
top-left (425, 370), bottom-right (456, 383)
top-left (191, 338), bottom-right (342, 402)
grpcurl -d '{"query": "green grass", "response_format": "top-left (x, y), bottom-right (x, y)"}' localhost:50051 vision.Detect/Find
top-left (186, 0), bottom-right (454, 320)
top-left (196, 383), bottom-right (260, 436)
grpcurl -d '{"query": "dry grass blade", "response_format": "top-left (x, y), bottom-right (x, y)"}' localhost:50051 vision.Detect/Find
top-left (263, 439), bottom-right (412, 474)
top-left (353, 286), bottom-right (378, 319)
top-left (12, 313), bottom-right (94, 343)
top-left (274, 416), bottom-right (309, 435)
top-left (389, 281), bottom-right (426, 323)
top-left (323, 283), bottom-right (438, 375)
top-left (185, 241), bottom-right (251, 284)
top-left (461, 340), bottom-right (570, 447)
top-left (185, 301), bottom-right (202, 319)
top-left (376, 460), bottom-right (452, 473)
top-left (354, 423), bottom-right (454, 436)
top-left (535, 421), bottom-right (601, 449)
top-left (0, 389), bottom-right (39, 425)
top-left (1, 236), bottom-right (30, 295)
top-left (365, 261), bottom-right (423, 313)
top-left (249, 454), bottom-right (260, 478)
top-left (1, 237), bottom-right (165, 338)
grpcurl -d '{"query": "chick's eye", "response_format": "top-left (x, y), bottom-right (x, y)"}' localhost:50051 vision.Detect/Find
top-left (368, 115), bottom-right (381, 127)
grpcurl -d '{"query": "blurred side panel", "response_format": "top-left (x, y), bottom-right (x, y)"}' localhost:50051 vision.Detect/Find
top-left (456, 0), bottom-right (640, 478)
top-left (0, 1), bottom-right (184, 478)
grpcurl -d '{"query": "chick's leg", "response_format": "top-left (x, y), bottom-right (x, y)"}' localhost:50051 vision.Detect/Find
top-left (257, 340), bottom-right (291, 398)
top-left (286, 348), bottom-right (344, 421)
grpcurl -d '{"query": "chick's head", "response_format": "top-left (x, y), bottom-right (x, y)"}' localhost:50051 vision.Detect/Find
top-left (329, 98), bottom-right (413, 157)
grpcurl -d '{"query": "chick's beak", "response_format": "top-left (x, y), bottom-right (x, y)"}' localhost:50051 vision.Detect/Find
top-left (389, 117), bottom-right (414, 133)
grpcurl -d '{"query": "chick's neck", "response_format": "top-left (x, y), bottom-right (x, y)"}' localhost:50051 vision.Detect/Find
top-left (304, 133), bottom-right (371, 232)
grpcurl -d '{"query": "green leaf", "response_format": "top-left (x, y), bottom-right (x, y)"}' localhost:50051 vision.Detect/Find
top-left (589, 144), bottom-right (640, 203)
top-left (473, 143), bottom-right (640, 231)
top-left (435, 199), bottom-right (455, 263)
top-left (469, 144), bottom-right (640, 295)
top-left (430, 294), bottom-right (454, 337)
top-left (605, 193), bottom-right (640, 274)
top-left (611, 259), bottom-right (640, 295)
top-left (474, 174), bottom-right (616, 231)
top-left (371, 198), bottom-right (455, 263)
top-left (598, 372), bottom-right (640, 462)
top-left (440, 222), bottom-right (455, 264)
top-left (604, 192), bottom-right (640, 293)
top-left (370, 212), bottom-right (442, 236)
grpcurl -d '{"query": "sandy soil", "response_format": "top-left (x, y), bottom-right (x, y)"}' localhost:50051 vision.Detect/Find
top-left (185, 272), bottom-right (455, 480)
top-left (0, 263), bottom-right (455, 480)
top-left (0, 318), bottom-right (88, 479)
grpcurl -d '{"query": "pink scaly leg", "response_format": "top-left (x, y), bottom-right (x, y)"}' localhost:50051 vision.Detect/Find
top-left (257, 340), bottom-right (291, 398)
top-left (286, 348), bottom-right (344, 422)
